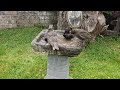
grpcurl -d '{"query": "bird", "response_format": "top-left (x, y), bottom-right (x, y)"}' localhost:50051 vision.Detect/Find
top-left (63, 28), bottom-right (74, 40)
top-left (71, 29), bottom-right (92, 41)
top-left (45, 25), bottom-right (59, 51)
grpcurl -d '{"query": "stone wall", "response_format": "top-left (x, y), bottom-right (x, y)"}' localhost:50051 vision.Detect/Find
top-left (0, 11), bottom-right (17, 29)
top-left (0, 11), bottom-right (58, 29)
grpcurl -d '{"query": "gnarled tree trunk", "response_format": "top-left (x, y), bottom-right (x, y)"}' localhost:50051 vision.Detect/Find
top-left (57, 11), bottom-right (108, 41)
top-left (57, 11), bottom-right (69, 30)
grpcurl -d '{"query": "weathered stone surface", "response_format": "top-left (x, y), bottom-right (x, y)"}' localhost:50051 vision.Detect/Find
top-left (0, 11), bottom-right (57, 29)
top-left (31, 29), bottom-right (85, 57)
top-left (45, 54), bottom-right (69, 79)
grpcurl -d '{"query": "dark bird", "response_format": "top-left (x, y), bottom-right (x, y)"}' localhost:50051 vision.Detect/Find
top-left (63, 28), bottom-right (74, 40)
top-left (45, 25), bottom-right (59, 51)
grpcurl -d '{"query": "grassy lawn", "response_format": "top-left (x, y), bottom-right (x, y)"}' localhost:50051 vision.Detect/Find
top-left (0, 27), bottom-right (120, 79)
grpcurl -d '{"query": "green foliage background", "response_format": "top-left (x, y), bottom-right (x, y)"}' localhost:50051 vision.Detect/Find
top-left (102, 11), bottom-right (112, 16)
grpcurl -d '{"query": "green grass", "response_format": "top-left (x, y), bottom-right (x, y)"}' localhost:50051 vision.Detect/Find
top-left (0, 27), bottom-right (47, 79)
top-left (0, 27), bottom-right (120, 79)
top-left (70, 36), bottom-right (120, 79)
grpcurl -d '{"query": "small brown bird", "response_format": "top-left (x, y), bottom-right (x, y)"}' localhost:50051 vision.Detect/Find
top-left (45, 25), bottom-right (59, 51)
top-left (71, 29), bottom-right (92, 41)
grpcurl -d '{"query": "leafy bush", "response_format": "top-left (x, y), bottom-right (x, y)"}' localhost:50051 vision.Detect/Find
top-left (102, 11), bottom-right (112, 16)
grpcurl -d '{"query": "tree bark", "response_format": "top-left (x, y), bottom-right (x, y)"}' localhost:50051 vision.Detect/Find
top-left (57, 11), bottom-right (69, 30)
top-left (57, 11), bottom-right (107, 41)
top-left (113, 17), bottom-right (120, 36)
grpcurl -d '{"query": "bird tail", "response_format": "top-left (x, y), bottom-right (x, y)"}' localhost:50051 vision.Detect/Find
top-left (52, 43), bottom-right (59, 51)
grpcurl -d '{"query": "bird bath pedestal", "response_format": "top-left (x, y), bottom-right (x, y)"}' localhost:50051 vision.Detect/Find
top-left (45, 54), bottom-right (69, 79)
top-left (31, 29), bottom-right (85, 79)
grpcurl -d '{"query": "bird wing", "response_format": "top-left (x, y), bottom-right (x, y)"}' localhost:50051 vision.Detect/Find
top-left (47, 31), bottom-right (59, 50)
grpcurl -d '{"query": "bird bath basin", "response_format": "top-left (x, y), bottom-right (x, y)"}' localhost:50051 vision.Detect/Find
top-left (31, 29), bottom-right (85, 57)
